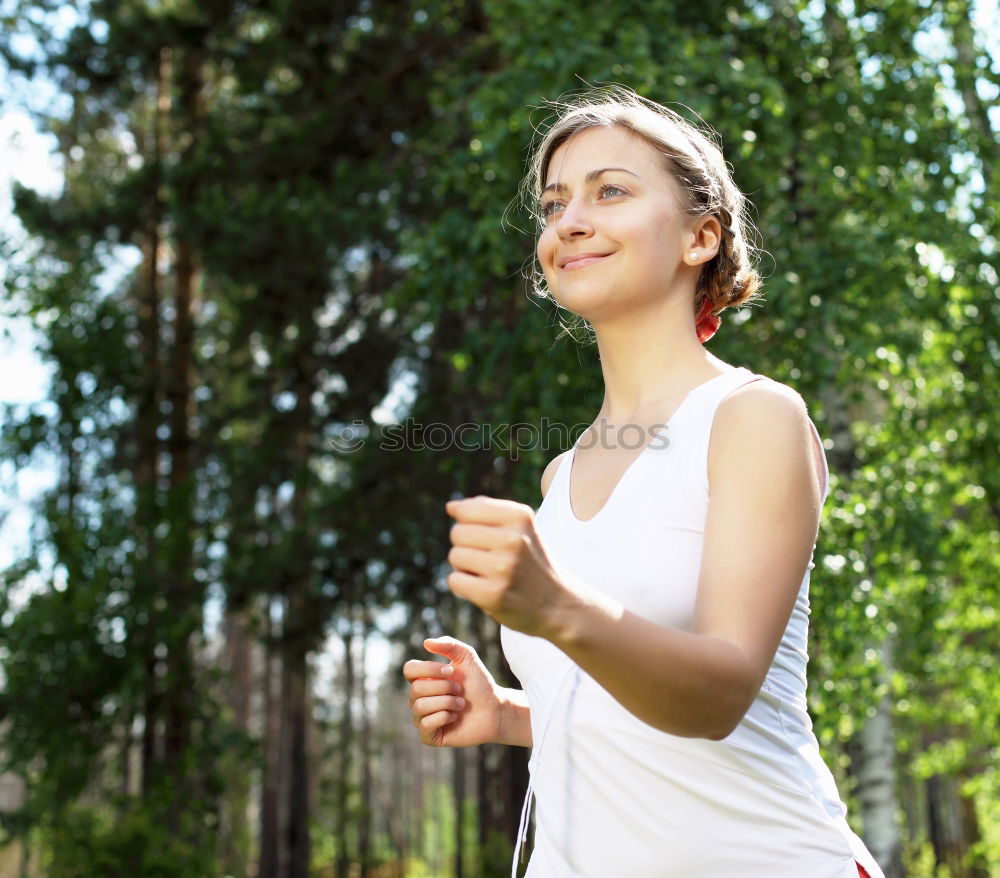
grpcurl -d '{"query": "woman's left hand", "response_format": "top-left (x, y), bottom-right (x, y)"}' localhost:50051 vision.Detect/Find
top-left (445, 496), bottom-right (572, 638)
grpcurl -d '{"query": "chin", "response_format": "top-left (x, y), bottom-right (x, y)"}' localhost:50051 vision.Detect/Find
top-left (550, 292), bottom-right (605, 320)
top-left (551, 284), bottom-right (625, 320)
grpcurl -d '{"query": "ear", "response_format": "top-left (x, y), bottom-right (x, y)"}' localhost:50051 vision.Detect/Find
top-left (687, 215), bottom-right (722, 261)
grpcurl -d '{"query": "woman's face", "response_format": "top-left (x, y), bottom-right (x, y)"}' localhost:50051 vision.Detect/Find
top-left (537, 125), bottom-right (696, 322)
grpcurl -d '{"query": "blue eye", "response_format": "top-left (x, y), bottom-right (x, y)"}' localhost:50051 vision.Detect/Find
top-left (540, 200), bottom-right (563, 219)
top-left (539, 183), bottom-right (625, 221)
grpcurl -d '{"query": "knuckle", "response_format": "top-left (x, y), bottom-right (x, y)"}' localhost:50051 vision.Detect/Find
top-left (501, 531), bottom-right (521, 551)
top-left (495, 556), bottom-right (516, 577)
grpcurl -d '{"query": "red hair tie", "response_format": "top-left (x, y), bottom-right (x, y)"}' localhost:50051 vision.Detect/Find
top-left (695, 297), bottom-right (722, 344)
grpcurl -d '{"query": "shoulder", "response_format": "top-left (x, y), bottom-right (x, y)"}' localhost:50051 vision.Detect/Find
top-left (717, 375), bottom-right (810, 429)
top-left (710, 375), bottom-right (822, 492)
top-left (540, 449), bottom-right (572, 500)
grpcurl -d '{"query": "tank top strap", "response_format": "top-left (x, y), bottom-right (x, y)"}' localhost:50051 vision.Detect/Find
top-left (667, 367), bottom-right (768, 498)
top-left (679, 366), bottom-right (767, 427)
top-left (671, 367), bottom-right (831, 504)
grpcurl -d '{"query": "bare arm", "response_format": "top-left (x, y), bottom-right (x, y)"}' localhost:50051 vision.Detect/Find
top-left (543, 383), bottom-right (823, 739)
top-left (496, 687), bottom-right (532, 747)
top-left (445, 383), bottom-right (825, 741)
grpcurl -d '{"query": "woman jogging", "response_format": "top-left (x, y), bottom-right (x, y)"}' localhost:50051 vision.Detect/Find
top-left (403, 88), bottom-right (884, 878)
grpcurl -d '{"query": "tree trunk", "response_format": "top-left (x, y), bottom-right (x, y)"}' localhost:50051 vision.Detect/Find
top-left (411, 711), bottom-right (425, 868)
top-left (278, 313), bottom-right (319, 878)
top-left (162, 42), bottom-right (204, 833)
top-left (136, 44), bottom-right (168, 799)
top-left (259, 598), bottom-right (281, 878)
top-left (851, 691), bottom-right (903, 877)
top-left (221, 602), bottom-right (253, 878)
top-left (336, 625), bottom-right (355, 878)
top-left (453, 748), bottom-right (466, 878)
top-left (817, 342), bottom-right (896, 876)
top-left (383, 717), bottom-right (407, 869)
top-left (925, 756), bottom-right (985, 878)
top-left (120, 707), bottom-right (134, 802)
top-left (359, 623), bottom-right (373, 878)
top-left (926, 772), bottom-right (965, 875)
top-left (279, 629), bottom-right (310, 878)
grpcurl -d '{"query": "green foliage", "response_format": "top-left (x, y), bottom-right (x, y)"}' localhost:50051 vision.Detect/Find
top-left (1, 0), bottom-right (997, 874)
top-left (35, 804), bottom-right (217, 878)
top-left (478, 829), bottom-right (517, 878)
top-left (1, 583), bottom-right (128, 802)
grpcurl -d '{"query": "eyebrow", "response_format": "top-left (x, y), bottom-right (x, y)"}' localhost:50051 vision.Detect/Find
top-left (541, 167), bottom-right (640, 196)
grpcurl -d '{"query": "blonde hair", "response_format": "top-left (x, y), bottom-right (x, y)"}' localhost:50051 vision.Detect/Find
top-left (524, 87), bottom-right (764, 335)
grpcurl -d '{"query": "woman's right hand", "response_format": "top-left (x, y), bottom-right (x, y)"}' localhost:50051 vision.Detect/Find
top-left (403, 636), bottom-right (507, 748)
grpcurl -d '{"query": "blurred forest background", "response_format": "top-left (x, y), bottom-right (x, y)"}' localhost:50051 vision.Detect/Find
top-left (0, 0), bottom-right (997, 876)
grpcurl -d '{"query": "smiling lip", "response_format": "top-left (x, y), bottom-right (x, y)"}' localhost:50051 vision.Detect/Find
top-left (559, 252), bottom-right (614, 270)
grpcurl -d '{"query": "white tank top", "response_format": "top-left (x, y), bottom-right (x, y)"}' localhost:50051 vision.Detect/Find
top-left (500, 366), bottom-right (884, 878)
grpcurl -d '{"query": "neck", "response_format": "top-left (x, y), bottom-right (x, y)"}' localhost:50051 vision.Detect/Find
top-left (591, 297), bottom-right (727, 423)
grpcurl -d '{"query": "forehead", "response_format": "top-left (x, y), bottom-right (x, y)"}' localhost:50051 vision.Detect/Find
top-left (543, 125), bottom-right (668, 187)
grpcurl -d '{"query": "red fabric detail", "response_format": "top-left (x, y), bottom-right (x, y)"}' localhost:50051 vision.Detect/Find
top-left (857, 864), bottom-right (871, 878)
top-left (694, 297), bottom-right (721, 343)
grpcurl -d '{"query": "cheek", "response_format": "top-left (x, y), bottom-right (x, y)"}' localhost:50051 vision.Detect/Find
top-left (537, 228), bottom-right (558, 271)
top-left (630, 219), bottom-right (678, 269)
top-left (536, 228), bottom-right (552, 260)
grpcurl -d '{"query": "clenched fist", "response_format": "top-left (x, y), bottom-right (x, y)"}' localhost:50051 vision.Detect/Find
top-left (444, 496), bottom-right (573, 639)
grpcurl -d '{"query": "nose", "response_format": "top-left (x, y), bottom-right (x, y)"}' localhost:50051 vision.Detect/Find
top-left (555, 195), bottom-right (594, 240)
